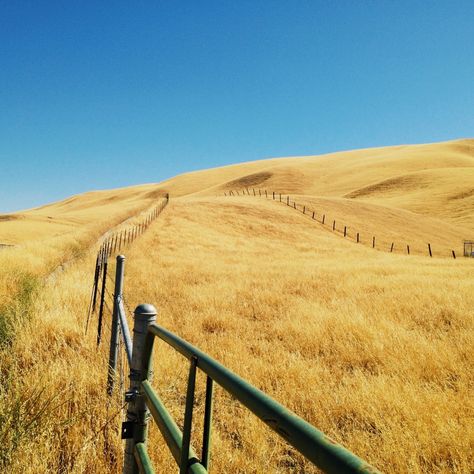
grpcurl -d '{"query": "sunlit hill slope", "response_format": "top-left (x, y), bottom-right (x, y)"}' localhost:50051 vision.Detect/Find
top-left (1, 138), bottom-right (473, 254)
top-left (0, 138), bottom-right (473, 473)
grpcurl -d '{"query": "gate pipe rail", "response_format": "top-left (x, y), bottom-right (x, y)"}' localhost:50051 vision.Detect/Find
top-left (125, 312), bottom-right (381, 474)
top-left (118, 299), bottom-right (133, 365)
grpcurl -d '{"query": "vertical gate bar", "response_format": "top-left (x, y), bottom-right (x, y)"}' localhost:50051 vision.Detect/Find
top-left (97, 254), bottom-right (108, 345)
top-left (180, 356), bottom-right (198, 474)
top-left (201, 376), bottom-right (214, 470)
top-left (123, 304), bottom-right (157, 474)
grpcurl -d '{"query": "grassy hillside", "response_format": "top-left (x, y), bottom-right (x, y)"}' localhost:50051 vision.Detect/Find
top-left (0, 138), bottom-right (473, 473)
top-left (122, 196), bottom-right (473, 473)
top-left (5, 195), bottom-right (470, 472)
top-left (2, 138), bottom-right (473, 253)
top-left (0, 183), bottom-right (164, 246)
top-left (156, 138), bottom-right (474, 230)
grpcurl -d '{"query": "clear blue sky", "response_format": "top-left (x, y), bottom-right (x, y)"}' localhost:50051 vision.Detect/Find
top-left (1, 1), bottom-right (473, 213)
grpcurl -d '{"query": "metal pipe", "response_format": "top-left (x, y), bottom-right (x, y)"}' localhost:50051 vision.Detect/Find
top-left (96, 256), bottom-right (108, 345)
top-left (123, 304), bottom-right (157, 474)
top-left (118, 300), bottom-right (133, 365)
top-left (107, 255), bottom-right (126, 396)
top-left (180, 357), bottom-right (198, 474)
top-left (145, 324), bottom-right (380, 474)
top-left (141, 381), bottom-right (206, 474)
top-left (201, 376), bottom-right (213, 470)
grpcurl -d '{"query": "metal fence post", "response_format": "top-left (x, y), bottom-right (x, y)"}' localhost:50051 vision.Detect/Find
top-left (91, 254), bottom-right (100, 312)
top-left (107, 255), bottom-right (126, 396)
top-left (123, 304), bottom-right (157, 474)
top-left (97, 254), bottom-right (108, 345)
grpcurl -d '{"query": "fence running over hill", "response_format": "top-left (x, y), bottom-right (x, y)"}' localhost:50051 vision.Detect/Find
top-left (223, 188), bottom-right (463, 259)
top-left (85, 194), bottom-right (169, 338)
top-left (86, 236), bottom-right (381, 471)
top-left (0, 243), bottom-right (14, 250)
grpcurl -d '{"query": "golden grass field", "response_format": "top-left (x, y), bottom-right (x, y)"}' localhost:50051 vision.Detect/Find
top-left (0, 139), bottom-right (473, 473)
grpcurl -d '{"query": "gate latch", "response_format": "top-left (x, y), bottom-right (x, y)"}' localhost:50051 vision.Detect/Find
top-left (121, 421), bottom-right (135, 439)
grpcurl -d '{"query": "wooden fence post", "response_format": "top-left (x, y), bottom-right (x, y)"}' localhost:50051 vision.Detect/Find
top-left (280, 193), bottom-right (282, 202)
top-left (372, 236), bottom-right (376, 248)
top-left (303, 206), bottom-right (305, 214)
top-left (332, 220), bottom-right (336, 231)
top-left (272, 191), bottom-right (275, 200)
top-left (287, 196), bottom-right (289, 206)
top-left (322, 214), bottom-right (325, 224)
top-left (344, 226), bottom-right (347, 237)
top-left (312, 211), bottom-right (315, 219)
top-left (390, 242), bottom-right (394, 252)
top-left (452, 250), bottom-right (456, 259)
top-left (428, 243), bottom-right (432, 257)
top-left (356, 232), bottom-right (359, 243)
top-left (293, 202), bottom-right (296, 209)
top-left (407, 245), bottom-right (410, 255)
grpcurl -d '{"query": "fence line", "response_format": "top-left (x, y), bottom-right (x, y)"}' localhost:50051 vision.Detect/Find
top-left (223, 188), bottom-right (461, 259)
top-left (85, 194), bottom-right (169, 337)
top-left (89, 253), bottom-right (381, 473)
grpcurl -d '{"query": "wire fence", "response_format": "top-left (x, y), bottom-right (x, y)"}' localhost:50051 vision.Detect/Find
top-left (82, 195), bottom-right (170, 470)
top-left (85, 194), bottom-right (169, 338)
top-left (223, 188), bottom-right (464, 259)
top-left (85, 251), bottom-right (381, 474)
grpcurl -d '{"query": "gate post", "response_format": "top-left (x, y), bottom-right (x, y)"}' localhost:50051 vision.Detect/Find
top-left (123, 304), bottom-right (157, 474)
top-left (107, 255), bottom-right (126, 395)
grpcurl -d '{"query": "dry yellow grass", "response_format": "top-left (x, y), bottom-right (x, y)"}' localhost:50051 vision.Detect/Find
top-left (157, 138), bottom-right (474, 228)
top-left (121, 196), bottom-right (473, 473)
top-left (0, 139), bottom-right (473, 473)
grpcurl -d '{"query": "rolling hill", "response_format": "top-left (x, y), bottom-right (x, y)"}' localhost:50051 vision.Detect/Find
top-left (1, 138), bottom-right (473, 473)
top-left (2, 138), bottom-right (472, 256)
